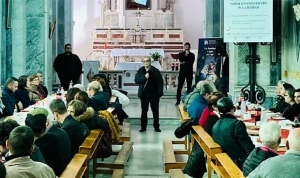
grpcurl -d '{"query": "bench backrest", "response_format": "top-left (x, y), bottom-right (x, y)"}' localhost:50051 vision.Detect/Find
top-left (60, 154), bottom-right (88, 178)
top-left (215, 153), bottom-right (245, 178)
top-left (178, 104), bottom-right (190, 122)
top-left (79, 129), bottom-right (104, 159)
top-left (109, 96), bottom-right (118, 104)
top-left (192, 125), bottom-right (222, 159)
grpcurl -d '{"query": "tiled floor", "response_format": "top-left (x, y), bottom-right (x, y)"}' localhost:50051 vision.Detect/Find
top-left (89, 99), bottom-right (219, 178)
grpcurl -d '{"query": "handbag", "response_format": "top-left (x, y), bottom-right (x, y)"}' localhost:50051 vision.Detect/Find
top-left (97, 131), bottom-right (113, 159)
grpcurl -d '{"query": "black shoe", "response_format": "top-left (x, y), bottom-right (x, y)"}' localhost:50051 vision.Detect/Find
top-left (118, 122), bottom-right (123, 125)
top-left (139, 129), bottom-right (146, 132)
top-left (175, 102), bottom-right (180, 105)
top-left (155, 128), bottom-right (161, 132)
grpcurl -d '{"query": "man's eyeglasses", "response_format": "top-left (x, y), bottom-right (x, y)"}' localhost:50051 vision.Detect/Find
top-left (294, 95), bottom-right (300, 98)
top-left (284, 94), bottom-right (289, 97)
top-left (143, 60), bottom-right (151, 63)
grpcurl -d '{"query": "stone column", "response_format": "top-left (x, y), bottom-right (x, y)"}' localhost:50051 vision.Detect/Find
top-left (115, 0), bottom-right (119, 11)
top-left (64, 0), bottom-right (72, 44)
top-left (0, 0), bottom-right (3, 83)
top-left (166, 0), bottom-right (171, 11)
top-left (12, 0), bottom-right (27, 77)
top-left (107, 0), bottom-right (111, 11)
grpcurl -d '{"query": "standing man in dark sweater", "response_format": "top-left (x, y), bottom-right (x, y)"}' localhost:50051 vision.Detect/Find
top-left (135, 57), bottom-right (164, 132)
top-left (53, 44), bottom-right (82, 90)
top-left (176, 42), bottom-right (195, 105)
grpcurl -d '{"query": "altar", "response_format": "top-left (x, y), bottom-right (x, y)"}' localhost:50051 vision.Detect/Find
top-left (115, 62), bottom-right (162, 90)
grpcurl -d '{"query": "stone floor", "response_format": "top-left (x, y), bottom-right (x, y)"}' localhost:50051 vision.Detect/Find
top-left (89, 98), bottom-right (219, 178)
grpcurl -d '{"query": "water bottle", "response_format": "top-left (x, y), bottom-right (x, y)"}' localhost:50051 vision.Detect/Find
top-left (260, 107), bottom-right (266, 122)
top-left (69, 80), bottom-right (73, 90)
top-left (240, 99), bottom-right (246, 115)
top-left (61, 88), bottom-right (65, 100)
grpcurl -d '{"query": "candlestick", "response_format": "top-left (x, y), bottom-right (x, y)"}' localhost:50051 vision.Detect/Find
top-left (174, 16), bottom-right (177, 28)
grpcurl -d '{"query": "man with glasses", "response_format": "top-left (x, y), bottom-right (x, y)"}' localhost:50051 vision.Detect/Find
top-left (134, 57), bottom-right (163, 132)
top-left (36, 73), bottom-right (48, 96)
top-left (53, 44), bottom-right (82, 90)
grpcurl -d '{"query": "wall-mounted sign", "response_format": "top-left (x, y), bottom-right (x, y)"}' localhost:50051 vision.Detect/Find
top-left (224, 0), bottom-right (273, 42)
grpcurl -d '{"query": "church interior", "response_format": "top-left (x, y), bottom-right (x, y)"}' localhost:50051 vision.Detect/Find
top-left (1, 0), bottom-right (300, 177)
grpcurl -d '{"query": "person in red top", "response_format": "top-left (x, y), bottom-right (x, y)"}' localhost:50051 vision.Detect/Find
top-left (198, 92), bottom-right (224, 128)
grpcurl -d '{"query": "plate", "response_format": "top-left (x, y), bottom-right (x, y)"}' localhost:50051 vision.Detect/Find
top-left (271, 116), bottom-right (285, 120)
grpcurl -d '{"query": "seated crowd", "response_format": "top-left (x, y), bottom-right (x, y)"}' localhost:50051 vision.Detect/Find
top-left (0, 73), bottom-right (130, 177)
top-left (178, 79), bottom-right (300, 177)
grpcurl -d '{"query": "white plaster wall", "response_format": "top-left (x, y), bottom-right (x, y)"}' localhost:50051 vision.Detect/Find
top-left (72, 0), bottom-right (204, 60)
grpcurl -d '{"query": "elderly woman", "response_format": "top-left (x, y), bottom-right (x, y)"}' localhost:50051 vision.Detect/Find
top-left (28, 74), bottom-right (47, 102)
top-left (212, 97), bottom-right (255, 169)
top-left (15, 75), bottom-right (36, 109)
top-left (67, 100), bottom-right (109, 131)
top-left (243, 122), bottom-right (280, 176)
top-left (282, 88), bottom-right (300, 121)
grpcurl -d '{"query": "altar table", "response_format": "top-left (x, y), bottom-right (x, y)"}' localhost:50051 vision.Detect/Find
top-left (111, 49), bottom-right (165, 57)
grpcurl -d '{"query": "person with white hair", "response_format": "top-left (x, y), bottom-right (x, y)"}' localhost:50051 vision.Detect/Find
top-left (183, 80), bottom-right (208, 112)
top-left (248, 128), bottom-right (300, 178)
top-left (73, 84), bottom-right (85, 91)
top-left (243, 122), bottom-right (280, 176)
top-left (87, 81), bottom-right (108, 111)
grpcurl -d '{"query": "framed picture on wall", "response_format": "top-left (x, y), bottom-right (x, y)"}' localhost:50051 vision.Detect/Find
top-left (126, 0), bottom-right (151, 10)
top-left (49, 18), bottom-right (56, 39)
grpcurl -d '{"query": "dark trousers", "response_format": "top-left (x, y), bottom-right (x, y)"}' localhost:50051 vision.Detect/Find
top-left (176, 73), bottom-right (193, 102)
top-left (140, 93), bottom-right (160, 129)
top-left (59, 77), bottom-right (79, 91)
top-left (218, 77), bottom-right (229, 96)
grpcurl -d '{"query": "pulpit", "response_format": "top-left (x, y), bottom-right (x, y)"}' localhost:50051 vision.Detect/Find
top-left (115, 62), bottom-right (162, 90)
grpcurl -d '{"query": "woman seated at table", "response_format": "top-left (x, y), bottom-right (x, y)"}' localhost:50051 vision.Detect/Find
top-left (282, 88), bottom-right (300, 121)
top-left (15, 75), bottom-right (36, 110)
top-left (66, 87), bottom-right (81, 106)
top-left (212, 97), bottom-right (255, 169)
top-left (67, 100), bottom-right (110, 131)
top-left (28, 74), bottom-right (47, 102)
top-left (243, 121), bottom-right (280, 176)
top-left (184, 92), bottom-right (224, 178)
top-left (270, 83), bottom-right (294, 113)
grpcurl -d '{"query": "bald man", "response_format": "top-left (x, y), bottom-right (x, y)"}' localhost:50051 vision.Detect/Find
top-left (87, 81), bottom-right (109, 111)
top-left (248, 128), bottom-right (300, 177)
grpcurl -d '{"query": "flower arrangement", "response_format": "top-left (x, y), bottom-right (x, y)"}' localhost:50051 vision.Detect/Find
top-left (151, 52), bottom-right (161, 61)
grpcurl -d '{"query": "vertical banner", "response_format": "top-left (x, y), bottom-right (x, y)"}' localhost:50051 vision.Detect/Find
top-left (196, 38), bottom-right (225, 85)
top-left (83, 61), bottom-right (100, 87)
top-left (224, 0), bottom-right (273, 42)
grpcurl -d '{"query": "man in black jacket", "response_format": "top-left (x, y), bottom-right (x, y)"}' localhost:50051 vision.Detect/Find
top-left (216, 51), bottom-right (229, 96)
top-left (134, 57), bottom-right (163, 132)
top-left (25, 108), bottom-right (65, 176)
top-left (53, 44), bottom-right (82, 90)
top-left (2, 77), bottom-right (18, 117)
top-left (50, 99), bottom-right (87, 157)
top-left (176, 42), bottom-right (195, 105)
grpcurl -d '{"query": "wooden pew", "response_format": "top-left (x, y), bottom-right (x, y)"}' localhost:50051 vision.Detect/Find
top-left (169, 169), bottom-right (185, 178)
top-left (163, 140), bottom-right (186, 173)
top-left (60, 154), bottom-right (88, 178)
top-left (109, 96), bottom-right (118, 104)
top-left (192, 125), bottom-right (222, 178)
top-left (215, 153), bottom-right (245, 178)
top-left (79, 129), bottom-right (104, 178)
top-left (169, 104), bottom-right (191, 154)
top-left (94, 141), bottom-right (133, 175)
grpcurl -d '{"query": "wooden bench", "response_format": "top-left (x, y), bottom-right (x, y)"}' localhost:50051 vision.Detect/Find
top-left (169, 169), bottom-right (185, 178)
top-left (79, 129), bottom-right (104, 178)
top-left (60, 154), bottom-right (88, 178)
top-left (163, 140), bottom-right (187, 173)
top-left (109, 96), bottom-right (118, 104)
top-left (192, 125), bottom-right (222, 178)
top-left (167, 104), bottom-right (191, 155)
top-left (94, 141), bottom-right (133, 175)
top-left (215, 153), bottom-right (245, 178)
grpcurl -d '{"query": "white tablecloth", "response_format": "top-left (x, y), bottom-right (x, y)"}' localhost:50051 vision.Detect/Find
top-left (111, 49), bottom-right (164, 58)
top-left (114, 62), bottom-right (162, 70)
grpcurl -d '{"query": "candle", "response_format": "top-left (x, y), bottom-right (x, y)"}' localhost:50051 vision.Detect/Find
top-left (174, 15), bottom-right (177, 28)
top-left (152, 18), bottom-right (154, 29)
top-left (109, 14), bottom-right (112, 28)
